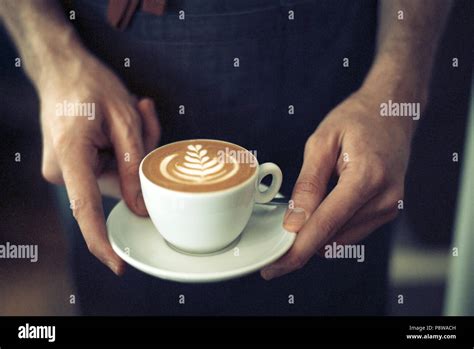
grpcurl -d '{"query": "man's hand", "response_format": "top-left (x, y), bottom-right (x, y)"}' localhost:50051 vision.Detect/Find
top-left (0, 0), bottom-right (161, 274)
top-left (40, 50), bottom-right (160, 275)
top-left (260, 0), bottom-right (452, 280)
top-left (261, 88), bottom-right (412, 280)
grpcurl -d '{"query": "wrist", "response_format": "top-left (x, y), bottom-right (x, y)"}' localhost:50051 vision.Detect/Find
top-left (361, 53), bottom-right (430, 109)
top-left (28, 26), bottom-right (90, 88)
top-left (358, 53), bottom-right (432, 140)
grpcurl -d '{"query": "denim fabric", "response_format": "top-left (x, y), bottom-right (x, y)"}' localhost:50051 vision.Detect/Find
top-left (57, 0), bottom-right (391, 315)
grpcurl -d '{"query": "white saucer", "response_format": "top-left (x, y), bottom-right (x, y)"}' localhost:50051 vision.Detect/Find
top-left (107, 200), bottom-right (295, 283)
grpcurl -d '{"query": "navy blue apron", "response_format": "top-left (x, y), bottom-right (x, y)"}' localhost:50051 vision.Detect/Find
top-left (56, 0), bottom-right (391, 315)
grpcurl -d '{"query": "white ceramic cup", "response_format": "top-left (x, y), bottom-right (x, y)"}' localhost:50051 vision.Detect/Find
top-left (139, 141), bottom-right (283, 254)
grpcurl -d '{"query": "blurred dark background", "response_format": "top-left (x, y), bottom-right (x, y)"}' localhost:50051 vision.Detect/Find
top-left (404, 0), bottom-right (472, 246)
top-left (0, 0), bottom-right (472, 315)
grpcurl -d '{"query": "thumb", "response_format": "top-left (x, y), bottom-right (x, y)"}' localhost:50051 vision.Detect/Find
top-left (284, 134), bottom-right (337, 232)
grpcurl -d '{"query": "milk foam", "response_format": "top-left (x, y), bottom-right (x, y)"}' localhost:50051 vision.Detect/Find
top-left (159, 144), bottom-right (240, 185)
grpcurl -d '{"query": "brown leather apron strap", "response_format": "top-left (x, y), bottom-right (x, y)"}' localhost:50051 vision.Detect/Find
top-left (142, 0), bottom-right (166, 16)
top-left (107, 0), bottom-right (166, 30)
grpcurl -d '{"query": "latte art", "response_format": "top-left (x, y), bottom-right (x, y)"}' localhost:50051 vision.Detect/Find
top-left (143, 140), bottom-right (257, 193)
top-left (160, 144), bottom-right (239, 185)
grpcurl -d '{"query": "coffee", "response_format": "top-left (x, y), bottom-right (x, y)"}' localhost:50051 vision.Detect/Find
top-left (142, 139), bottom-right (257, 193)
top-left (140, 139), bottom-right (282, 253)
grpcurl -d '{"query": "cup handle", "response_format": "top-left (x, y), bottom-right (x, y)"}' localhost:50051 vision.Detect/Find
top-left (255, 163), bottom-right (283, 204)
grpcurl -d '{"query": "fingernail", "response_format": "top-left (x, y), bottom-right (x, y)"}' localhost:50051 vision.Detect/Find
top-left (261, 267), bottom-right (284, 281)
top-left (283, 207), bottom-right (307, 232)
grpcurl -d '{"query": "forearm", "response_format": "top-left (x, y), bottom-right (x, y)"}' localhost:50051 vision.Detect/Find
top-left (363, 0), bottom-right (452, 103)
top-left (360, 0), bottom-right (453, 137)
top-left (0, 0), bottom-right (85, 86)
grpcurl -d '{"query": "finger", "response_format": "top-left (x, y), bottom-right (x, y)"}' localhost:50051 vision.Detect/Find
top-left (283, 134), bottom-right (338, 232)
top-left (332, 189), bottom-right (401, 229)
top-left (137, 98), bottom-right (161, 153)
top-left (109, 104), bottom-right (147, 216)
top-left (40, 122), bottom-right (64, 185)
top-left (41, 146), bottom-right (64, 184)
top-left (58, 139), bottom-right (125, 275)
top-left (262, 172), bottom-right (377, 280)
top-left (322, 208), bottom-right (398, 249)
